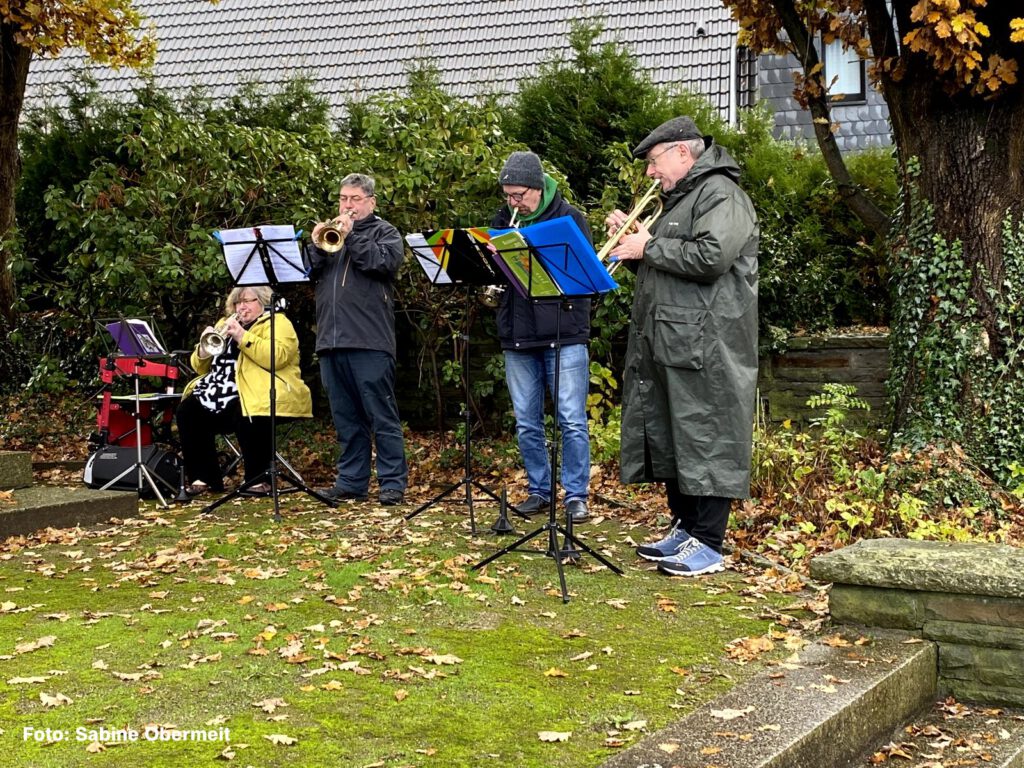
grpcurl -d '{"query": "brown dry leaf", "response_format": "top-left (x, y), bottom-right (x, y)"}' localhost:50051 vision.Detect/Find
top-left (7, 675), bottom-right (50, 684)
top-left (253, 697), bottom-right (288, 714)
top-left (424, 653), bottom-right (462, 665)
top-left (84, 741), bottom-right (106, 753)
top-left (394, 689), bottom-right (409, 702)
top-left (658, 743), bottom-right (680, 754)
top-left (822, 634), bottom-right (852, 647)
top-left (538, 731), bottom-right (572, 742)
top-left (15, 635), bottom-right (56, 655)
top-left (263, 734), bottom-right (297, 746)
top-left (544, 667), bottom-right (569, 678)
top-left (622, 720), bottom-right (647, 731)
top-left (39, 691), bottom-right (73, 708)
top-left (0, 601), bottom-right (17, 613)
top-left (710, 706), bottom-right (754, 721)
top-left (569, 652), bottom-right (593, 662)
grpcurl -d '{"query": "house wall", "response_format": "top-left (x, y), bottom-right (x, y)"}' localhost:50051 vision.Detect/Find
top-left (759, 52), bottom-right (892, 151)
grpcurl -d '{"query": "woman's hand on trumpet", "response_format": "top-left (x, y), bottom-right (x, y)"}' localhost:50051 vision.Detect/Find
top-left (604, 209), bottom-right (652, 264)
top-left (222, 315), bottom-right (245, 343)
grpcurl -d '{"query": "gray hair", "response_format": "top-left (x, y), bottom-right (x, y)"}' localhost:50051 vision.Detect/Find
top-left (226, 285), bottom-right (272, 314)
top-left (339, 173), bottom-right (376, 197)
top-left (683, 137), bottom-right (706, 161)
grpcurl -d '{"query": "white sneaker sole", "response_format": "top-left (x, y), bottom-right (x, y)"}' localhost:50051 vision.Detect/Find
top-left (658, 561), bottom-right (725, 577)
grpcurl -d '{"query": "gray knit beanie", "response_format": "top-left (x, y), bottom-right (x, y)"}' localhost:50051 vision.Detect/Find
top-left (498, 151), bottom-right (544, 189)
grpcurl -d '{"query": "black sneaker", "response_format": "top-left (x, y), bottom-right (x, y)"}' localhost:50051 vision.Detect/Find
top-left (318, 487), bottom-right (368, 502)
top-left (515, 493), bottom-right (550, 515)
top-left (379, 488), bottom-right (404, 506)
top-left (565, 499), bottom-right (589, 523)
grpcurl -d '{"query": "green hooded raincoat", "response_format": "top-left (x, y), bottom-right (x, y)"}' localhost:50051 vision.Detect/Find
top-left (619, 143), bottom-right (759, 498)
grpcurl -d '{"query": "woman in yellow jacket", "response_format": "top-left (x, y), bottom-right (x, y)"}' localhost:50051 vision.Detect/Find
top-left (177, 285), bottom-right (312, 496)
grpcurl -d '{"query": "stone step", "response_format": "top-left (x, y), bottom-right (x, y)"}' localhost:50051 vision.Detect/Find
top-left (0, 486), bottom-right (137, 539)
top-left (599, 628), bottom-right (936, 768)
top-left (862, 698), bottom-right (1024, 767)
top-left (0, 450), bottom-right (33, 490)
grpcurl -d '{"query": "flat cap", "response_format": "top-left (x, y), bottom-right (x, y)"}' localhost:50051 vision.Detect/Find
top-left (632, 116), bottom-right (712, 158)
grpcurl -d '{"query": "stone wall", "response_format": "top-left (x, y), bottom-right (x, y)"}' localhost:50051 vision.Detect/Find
top-left (811, 539), bottom-right (1024, 707)
top-left (759, 332), bottom-right (889, 426)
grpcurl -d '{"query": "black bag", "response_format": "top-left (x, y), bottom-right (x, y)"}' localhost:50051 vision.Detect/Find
top-left (83, 445), bottom-right (180, 497)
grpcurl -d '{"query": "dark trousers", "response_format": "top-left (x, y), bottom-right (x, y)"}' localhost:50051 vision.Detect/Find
top-left (319, 349), bottom-right (408, 494)
top-left (176, 396), bottom-right (273, 488)
top-left (665, 479), bottom-right (732, 553)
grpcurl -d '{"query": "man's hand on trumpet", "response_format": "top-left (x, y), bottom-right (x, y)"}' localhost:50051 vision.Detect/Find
top-left (604, 209), bottom-right (652, 264)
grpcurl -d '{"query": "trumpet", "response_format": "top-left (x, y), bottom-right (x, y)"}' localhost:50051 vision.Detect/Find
top-left (313, 211), bottom-right (354, 253)
top-left (596, 180), bottom-right (662, 274)
top-left (199, 313), bottom-right (237, 358)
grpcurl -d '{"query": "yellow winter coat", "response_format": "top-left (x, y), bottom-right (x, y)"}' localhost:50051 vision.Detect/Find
top-left (184, 312), bottom-right (312, 418)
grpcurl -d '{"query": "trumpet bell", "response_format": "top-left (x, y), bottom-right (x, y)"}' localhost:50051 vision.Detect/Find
top-left (479, 285), bottom-right (505, 308)
top-left (314, 224), bottom-right (346, 253)
top-left (199, 329), bottom-right (226, 357)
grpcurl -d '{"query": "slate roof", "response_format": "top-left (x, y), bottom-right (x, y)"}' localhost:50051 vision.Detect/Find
top-left (26, 0), bottom-right (740, 116)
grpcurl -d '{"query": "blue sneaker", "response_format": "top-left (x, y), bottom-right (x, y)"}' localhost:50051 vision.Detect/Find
top-left (657, 540), bottom-right (725, 577)
top-left (636, 523), bottom-right (693, 561)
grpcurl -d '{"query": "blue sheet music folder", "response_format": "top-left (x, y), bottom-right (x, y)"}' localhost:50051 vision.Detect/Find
top-left (509, 216), bottom-right (618, 297)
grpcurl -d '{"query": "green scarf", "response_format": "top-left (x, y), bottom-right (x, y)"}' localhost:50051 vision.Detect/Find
top-left (508, 174), bottom-right (558, 224)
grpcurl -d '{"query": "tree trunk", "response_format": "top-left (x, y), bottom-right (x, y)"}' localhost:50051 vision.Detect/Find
top-left (882, 68), bottom-right (1024, 438)
top-left (0, 22), bottom-right (31, 323)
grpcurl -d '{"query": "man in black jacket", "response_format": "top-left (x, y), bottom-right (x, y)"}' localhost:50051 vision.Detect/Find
top-left (306, 173), bottom-right (408, 506)
top-left (491, 151), bottom-right (593, 523)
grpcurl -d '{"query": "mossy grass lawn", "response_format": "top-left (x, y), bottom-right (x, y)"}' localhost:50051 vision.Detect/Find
top-left (0, 496), bottom-right (811, 767)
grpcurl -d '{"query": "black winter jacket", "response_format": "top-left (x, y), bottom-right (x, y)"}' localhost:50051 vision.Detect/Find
top-left (305, 214), bottom-right (404, 357)
top-left (489, 189), bottom-right (593, 351)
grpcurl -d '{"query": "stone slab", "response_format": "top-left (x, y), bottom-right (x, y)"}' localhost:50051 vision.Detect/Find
top-left (599, 629), bottom-right (936, 768)
top-left (940, 643), bottom-right (1024, 688)
top-left (811, 539), bottom-right (1024, 598)
top-left (925, 619), bottom-right (1024, 649)
top-left (829, 584), bottom-right (924, 629)
top-left (0, 486), bottom-right (137, 539)
top-left (0, 450), bottom-right (33, 490)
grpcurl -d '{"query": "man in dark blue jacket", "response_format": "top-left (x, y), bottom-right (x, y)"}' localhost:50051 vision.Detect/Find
top-left (306, 173), bottom-right (408, 506)
top-left (491, 151), bottom-right (592, 523)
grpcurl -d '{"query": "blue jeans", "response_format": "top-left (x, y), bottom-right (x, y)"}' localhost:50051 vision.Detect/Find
top-left (504, 344), bottom-right (590, 503)
top-left (319, 349), bottom-right (408, 494)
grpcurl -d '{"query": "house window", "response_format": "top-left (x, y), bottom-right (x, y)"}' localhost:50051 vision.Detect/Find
top-left (822, 38), bottom-right (865, 103)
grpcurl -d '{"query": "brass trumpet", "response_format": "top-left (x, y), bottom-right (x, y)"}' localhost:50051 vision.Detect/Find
top-left (313, 212), bottom-right (354, 253)
top-left (596, 180), bottom-right (662, 274)
top-left (199, 313), bottom-right (237, 358)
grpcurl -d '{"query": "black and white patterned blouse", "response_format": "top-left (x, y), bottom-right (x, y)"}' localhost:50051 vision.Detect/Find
top-left (192, 339), bottom-right (241, 413)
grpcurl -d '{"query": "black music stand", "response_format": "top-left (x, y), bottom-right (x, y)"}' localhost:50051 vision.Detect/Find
top-left (200, 224), bottom-right (337, 521)
top-left (404, 228), bottom-right (518, 534)
top-left (92, 317), bottom-right (180, 506)
top-left (471, 217), bottom-right (623, 602)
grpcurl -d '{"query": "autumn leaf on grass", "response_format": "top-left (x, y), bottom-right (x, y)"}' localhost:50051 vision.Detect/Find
top-left (0, 601), bottom-right (17, 613)
top-left (621, 720), bottom-right (647, 731)
top-left (710, 706), bottom-right (754, 721)
top-left (726, 635), bottom-right (775, 663)
top-left (253, 698), bottom-right (288, 714)
top-left (14, 635), bottom-right (56, 655)
top-left (538, 731), bottom-right (572, 742)
top-left (264, 734), bottom-right (297, 746)
top-left (424, 653), bottom-right (462, 666)
top-left (39, 691), bottom-right (73, 708)
top-left (7, 675), bottom-right (50, 684)
top-left (544, 667), bottom-right (569, 678)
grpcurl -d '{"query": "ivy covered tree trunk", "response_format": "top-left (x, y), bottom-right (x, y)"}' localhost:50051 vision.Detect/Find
top-left (0, 23), bottom-right (30, 323)
top-left (884, 77), bottom-right (1024, 475)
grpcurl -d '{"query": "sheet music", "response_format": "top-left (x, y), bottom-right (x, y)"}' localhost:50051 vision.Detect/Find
top-left (105, 319), bottom-right (166, 357)
top-left (216, 224), bottom-right (307, 285)
top-left (406, 232), bottom-right (453, 284)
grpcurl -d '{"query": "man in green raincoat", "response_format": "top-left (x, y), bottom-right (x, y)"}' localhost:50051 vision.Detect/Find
top-left (606, 116), bottom-right (759, 576)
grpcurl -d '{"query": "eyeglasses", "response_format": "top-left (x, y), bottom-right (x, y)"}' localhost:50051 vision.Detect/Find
top-left (237, 297), bottom-right (262, 305)
top-left (504, 190), bottom-right (530, 204)
top-left (338, 194), bottom-right (370, 204)
top-left (646, 143), bottom-right (681, 166)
